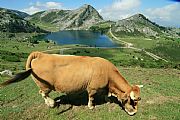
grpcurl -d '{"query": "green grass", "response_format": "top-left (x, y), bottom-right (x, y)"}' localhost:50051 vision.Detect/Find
top-left (118, 37), bottom-right (157, 49)
top-left (0, 68), bottom-right (179, 120)
top-left (29, 20), bottom-right (59, 32)
top-left (149, 39), bottom-right (180, 62)
top-left (63, 48), bottom-right (178, 69)
top-left (89, 21), bottom-right (113, 33)
top-left (35, 22), bottom-right (59, 32)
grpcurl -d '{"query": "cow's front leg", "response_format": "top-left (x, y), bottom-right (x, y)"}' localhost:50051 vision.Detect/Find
top-left (87, 89), bottom-right (96, 109)
top-left (39, 90), bottom-right (55, 108)
top-left (104, 92), bottom-right (113, 103)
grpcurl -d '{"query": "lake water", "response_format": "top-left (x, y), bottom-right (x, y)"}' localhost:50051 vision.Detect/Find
top-left (45, 30), bottom-right (119, 47)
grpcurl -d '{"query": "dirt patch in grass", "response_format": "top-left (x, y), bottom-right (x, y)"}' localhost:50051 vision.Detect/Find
top-left (20, 103), bottom-right (49, 120)
top-left (145, 95), bottom-right (180, 105)
top-left (142, 78), bottom-right (159, 86)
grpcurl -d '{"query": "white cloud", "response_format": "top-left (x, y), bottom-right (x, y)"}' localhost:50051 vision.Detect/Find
top-left (23, 6), bottom-right (41, 15)
top-left (45, 2), bottom-right (62, 9)
top-left (100, 0), bottom-right (141, 20)
top-left (144, 3), bottom-right (180, 27)
top-left (110, 0), bottom-right (140, 11)
top-left (22, 1), bottom-right (63, 15)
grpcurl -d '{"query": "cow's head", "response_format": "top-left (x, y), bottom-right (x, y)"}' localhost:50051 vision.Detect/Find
top-left (118, 85), bottom-right (143, 116)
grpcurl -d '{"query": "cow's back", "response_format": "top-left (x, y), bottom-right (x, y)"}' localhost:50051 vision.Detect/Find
top-left (31, 54), bottom-right (113, 93)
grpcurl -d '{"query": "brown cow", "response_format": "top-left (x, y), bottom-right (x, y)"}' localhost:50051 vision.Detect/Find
top-left (0, 52), bottom-right (143, 116)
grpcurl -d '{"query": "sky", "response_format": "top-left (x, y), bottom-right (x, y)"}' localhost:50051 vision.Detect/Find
top-left (0, 0), bottom-right (180, 27)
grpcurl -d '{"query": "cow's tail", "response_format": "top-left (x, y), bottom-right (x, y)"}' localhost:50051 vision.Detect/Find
top-left (0, 69), bottom-right (32, 88)
top-left (0, 52), bottom-right (42, 88)
top-left (26, 51), bottom-right (42, 70)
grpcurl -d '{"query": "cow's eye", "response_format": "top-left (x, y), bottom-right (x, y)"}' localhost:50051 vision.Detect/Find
top-left (133, 97), bottom-right (141, 102)
top-left (137, 97), bottom-right (141, 101)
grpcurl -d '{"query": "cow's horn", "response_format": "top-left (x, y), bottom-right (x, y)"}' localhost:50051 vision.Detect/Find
top-left (136, 85), bottom-right (144, 88)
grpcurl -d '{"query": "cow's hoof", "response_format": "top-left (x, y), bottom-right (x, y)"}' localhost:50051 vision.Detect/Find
top-left (48, 102), bottom-right (55, 108)
top-left (105, 96), bottom-right (111, 103)
top-left (88, 105), bottom-right (95, 110)
top-left (45, 98), bottom-right (55, 108)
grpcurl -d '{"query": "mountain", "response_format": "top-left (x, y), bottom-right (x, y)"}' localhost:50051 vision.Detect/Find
top-left (1, 6), bottom-right (178, 37)
top-left (10, 9), bottom-right (29, 18)
top-left (26, 4), bottom-right (103, 31)
top-left (112, 14), bottom-right (179, 37)
top-left (0, 7), bottom-right (29, 18)
top-left (0, 8), bottom-right (45, 33)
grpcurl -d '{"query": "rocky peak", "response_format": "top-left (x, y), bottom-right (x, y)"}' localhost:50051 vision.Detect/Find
top-left (75, 4), bottom-right (103, 20)
top-left (27, 4), bottom-right (103, 30)
top-left (114, 14), bottom-right (164, 37)
top-left (127, 13), bottom-right (148, 22)
top-left (81, 4), bottom-right (91, 9)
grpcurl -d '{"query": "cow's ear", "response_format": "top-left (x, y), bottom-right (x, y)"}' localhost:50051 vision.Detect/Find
top-left (136, 85), bottom-right (143, 88)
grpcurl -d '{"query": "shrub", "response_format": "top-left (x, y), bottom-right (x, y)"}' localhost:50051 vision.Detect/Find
top-left (0, 50), bottom-right (28, 62)
top-left (29, 38), bottom-right (39, 44)
top-left (2, 55), bottom-right (20, 62)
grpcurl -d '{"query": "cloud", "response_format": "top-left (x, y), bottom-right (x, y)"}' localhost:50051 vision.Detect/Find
top-left (110, 0), bottom-right (141, 11)
top-left (23, 6), bottom-right (41, 15)
top-left (22, 1), bottom-right (63, 15)
top-left (100, 0), bottom-right (141, 20)
top-left (45, 2), bottom-right (62, 9)
top-left (144, 3), bottom-right (180, 27)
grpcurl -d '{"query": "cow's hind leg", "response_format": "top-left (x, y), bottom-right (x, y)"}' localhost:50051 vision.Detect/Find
top-left (39, 90), bottom-right (55, 108)
top-left (87, 89), bottom-right (97, 109)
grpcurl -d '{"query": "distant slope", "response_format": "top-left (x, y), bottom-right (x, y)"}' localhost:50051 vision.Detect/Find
top-left (10, 9), bottom-right (29, 18)
top-left (112, 14), bottom-right (179, 38)
top-left (0, 7), bottom-right (29, 18)
top-left (0, 8), bottom-right (45, 33)
top-left (26, 4), bottom-right (103, 31)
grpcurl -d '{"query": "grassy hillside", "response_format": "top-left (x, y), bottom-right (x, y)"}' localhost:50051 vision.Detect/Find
top-left (109, 33), bottom-right (180, 65)
top-left (25, 11), bottom-right (60, 32)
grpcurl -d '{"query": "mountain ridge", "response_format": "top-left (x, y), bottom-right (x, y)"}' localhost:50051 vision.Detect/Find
top-left (0, 5), bottom-right (179, 37)
top-left (0, 7), bottom-right (29, 18)
top-left (26, 4), bottom-right (103, 31)
top-left (0, 7), bottom-right (45, 33)
top-left (112, 13), bottom-right (179, 37)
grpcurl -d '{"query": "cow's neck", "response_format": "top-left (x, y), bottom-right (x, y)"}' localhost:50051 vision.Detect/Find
top-left (109, 69), bottom-right (132, 94)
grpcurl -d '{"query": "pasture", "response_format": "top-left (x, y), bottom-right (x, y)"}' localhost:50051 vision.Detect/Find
top-left (0, 33), bottom-right (180, 120)
top-left (0, 68), bottom-right (179, 120)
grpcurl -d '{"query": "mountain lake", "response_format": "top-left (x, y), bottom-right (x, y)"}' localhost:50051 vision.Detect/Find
top-left (45, 30), bottom-right (119, 47)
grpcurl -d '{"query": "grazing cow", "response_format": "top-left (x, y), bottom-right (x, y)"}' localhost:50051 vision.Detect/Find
top-left (0, 52), bottom-right (143, 116)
